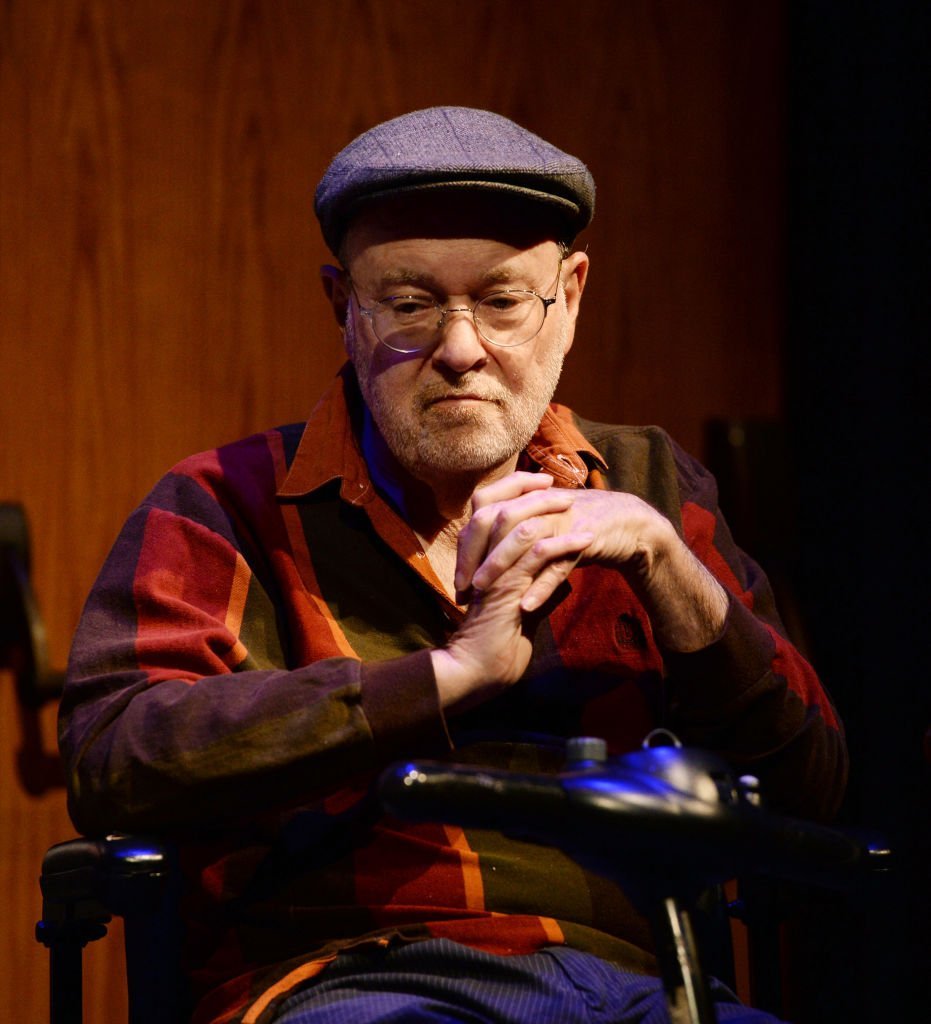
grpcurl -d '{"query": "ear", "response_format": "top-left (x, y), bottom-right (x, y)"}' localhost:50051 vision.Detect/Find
top-left (559, 249), bottom-right (590, 355)
top-left (320, 264), bottom-right (351, 328)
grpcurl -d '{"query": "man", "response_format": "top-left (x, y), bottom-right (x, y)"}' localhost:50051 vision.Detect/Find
top-left (61, 107), bottom-right (846, 1023)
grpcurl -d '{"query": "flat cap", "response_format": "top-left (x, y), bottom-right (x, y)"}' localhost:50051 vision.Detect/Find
top-left (314, 106), bottom-right (595, 255)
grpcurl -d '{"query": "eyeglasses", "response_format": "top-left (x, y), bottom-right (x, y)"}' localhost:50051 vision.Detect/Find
top-left (352, 265), bottom-right (562, 354)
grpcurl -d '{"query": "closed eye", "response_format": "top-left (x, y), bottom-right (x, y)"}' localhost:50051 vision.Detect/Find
top-left (481, 291), bottom-right (528, 312)
top-left (381, 295), bottom-right (437, 317)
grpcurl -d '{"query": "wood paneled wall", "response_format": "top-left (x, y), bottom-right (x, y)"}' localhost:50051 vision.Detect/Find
top-left (0, 2), bottom-right (784, 1019)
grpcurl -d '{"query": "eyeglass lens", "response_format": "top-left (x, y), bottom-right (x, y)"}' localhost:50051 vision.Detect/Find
top-left (371, 291), bottom-right (546, 353)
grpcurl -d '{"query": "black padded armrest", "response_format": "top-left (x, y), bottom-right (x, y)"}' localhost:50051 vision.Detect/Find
top-left (379, 744), bottom-right (892, 897)
top-left (39, 836), bottom-right (173, 927)
top-left (37, 836), bottom-right (183, 1024)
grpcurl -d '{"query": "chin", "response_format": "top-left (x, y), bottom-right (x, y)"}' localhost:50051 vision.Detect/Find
top-left (375, 404), bottom-right (540, 481)
top-left (407, 431), bottom-right (525, 479)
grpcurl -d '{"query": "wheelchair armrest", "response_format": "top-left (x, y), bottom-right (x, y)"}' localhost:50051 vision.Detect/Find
top-left (378, 747), bottom-right (887, 898)
top-left (38, 835), bottom-right (174, 938)
top-left (37, 836), bottom-right (184, 1024)
top-left (379, 742), bottom-right (894, 1024)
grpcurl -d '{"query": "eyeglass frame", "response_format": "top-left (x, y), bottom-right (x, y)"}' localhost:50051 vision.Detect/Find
top-left (348, 260), bottom-right (565, 354)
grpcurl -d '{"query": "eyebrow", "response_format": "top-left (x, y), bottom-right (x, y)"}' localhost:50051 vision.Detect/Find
top-left (370, 265), bottom-right (527, 294)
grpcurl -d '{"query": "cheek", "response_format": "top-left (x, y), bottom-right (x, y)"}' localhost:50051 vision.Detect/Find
top-left (492, 346), bottom-right (534, 381)
top-left (344, 316), bottom-right (382, 380)
top-left (343, 313), bottom-right (359, 357)
top-left (358, 349), bottom-right (423, 407)
top-left (520, 338), bottom-right (563, 378)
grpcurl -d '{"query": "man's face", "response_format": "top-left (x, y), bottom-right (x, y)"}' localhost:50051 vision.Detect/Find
top-left (334, 214), bottom-right (588, 486)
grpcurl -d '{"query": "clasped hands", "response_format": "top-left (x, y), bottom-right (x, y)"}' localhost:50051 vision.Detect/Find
top-left (431, 472), bottom-right (729, 713)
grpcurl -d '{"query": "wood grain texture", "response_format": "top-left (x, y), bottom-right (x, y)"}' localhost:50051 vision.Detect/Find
top-left (0, 2), bottom-right (784, 1018)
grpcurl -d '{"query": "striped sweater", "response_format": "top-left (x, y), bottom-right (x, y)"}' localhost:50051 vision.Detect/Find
top-left (60, 365), bottom-right (847, 1023)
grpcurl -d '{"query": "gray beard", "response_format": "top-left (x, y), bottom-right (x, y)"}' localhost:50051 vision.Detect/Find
top-left (348, 316), bottom-right (567, 480)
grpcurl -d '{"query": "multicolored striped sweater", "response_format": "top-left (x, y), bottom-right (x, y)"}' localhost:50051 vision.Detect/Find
top-left (60, 366), bottom-right (847, 1023)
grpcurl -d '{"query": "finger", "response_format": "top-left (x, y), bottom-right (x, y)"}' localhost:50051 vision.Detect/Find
top-left (518, 531), bottom-right (594, 612)
top-left (469, 515), bottom-right (553, 592)
top-left (484, 491), bottom-right (575, 551)
top-left (455, 491), bottom-right (574, 595)
top-left (468, 491), bottom-right (575, 569)
top-left (470, 471), bottom-right (554, 512)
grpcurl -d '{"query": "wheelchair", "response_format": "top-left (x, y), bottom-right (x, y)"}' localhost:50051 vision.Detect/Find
top-left (3, 501), bottom-right (890, 1023)
top-left (36, 733), bottom-right (890, 1024)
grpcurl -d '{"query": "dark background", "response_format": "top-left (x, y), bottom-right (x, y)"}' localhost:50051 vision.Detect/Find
top-left (786, 2), bottom-right (929, 1020)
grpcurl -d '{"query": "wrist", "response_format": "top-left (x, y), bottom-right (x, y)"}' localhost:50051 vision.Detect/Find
top-left (635, 532), bottom-right (730, 652)
top-left (430, 647), bottom-right (478, 712)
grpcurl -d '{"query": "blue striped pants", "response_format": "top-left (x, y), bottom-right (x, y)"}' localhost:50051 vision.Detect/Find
top-left (273, 938), bottom-right (784, 1023)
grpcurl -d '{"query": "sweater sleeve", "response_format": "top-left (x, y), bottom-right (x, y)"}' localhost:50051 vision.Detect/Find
top-left (59, 466), bottom-right (451, 837)
top-left (661, 441), bottom-right (848, 821)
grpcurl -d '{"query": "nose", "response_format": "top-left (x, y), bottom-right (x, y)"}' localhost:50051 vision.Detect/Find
top-left (430, 307), bottom-right (488, 373)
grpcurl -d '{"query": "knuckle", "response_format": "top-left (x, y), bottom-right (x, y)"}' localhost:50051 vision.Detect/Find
top-left (493, 508), bottom-right (513, 533)
top-left (515, 519), bottom-right (539, 543)
top-left (471, 505), bottom-right (495, 528)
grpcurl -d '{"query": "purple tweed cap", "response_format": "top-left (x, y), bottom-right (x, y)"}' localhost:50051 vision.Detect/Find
top-left (314, 107), bottom-right (595, 255)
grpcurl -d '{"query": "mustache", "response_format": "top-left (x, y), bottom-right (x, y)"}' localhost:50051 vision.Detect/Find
top-left (416, 377), bottom-right (509, 407)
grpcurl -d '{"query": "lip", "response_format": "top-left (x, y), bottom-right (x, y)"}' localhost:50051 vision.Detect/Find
top-left (427, 394), bottom-right (492, 406)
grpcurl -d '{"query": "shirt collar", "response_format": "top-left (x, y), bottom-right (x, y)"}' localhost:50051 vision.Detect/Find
top-left (277, 363), bottom-right (607, 502)
top-left (520, 403), bottom-right (607, 487)
top-left (276, 364), bottom-right (375, 505)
